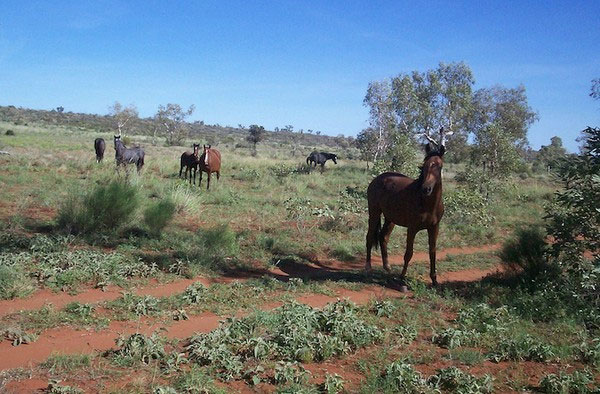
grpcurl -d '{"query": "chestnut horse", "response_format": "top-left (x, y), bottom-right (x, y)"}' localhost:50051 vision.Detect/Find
top-left (197, 144), bottom-right (221, 190)
top-left (365, 144), bottom-right (445, 286)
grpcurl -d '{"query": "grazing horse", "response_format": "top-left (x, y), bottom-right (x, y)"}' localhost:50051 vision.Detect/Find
top-left (365, 144), bottom-right (445, 286)
top-left (113, 135), bottom-right (145, 173)
top-left (94, 138), bottom-right (105, 163)
top-left (197, 145), bottom-right (221, 190)
top-left (179, 143), bottom-right (200, 184)
top-left (306, 151), bottom-right (338, 170)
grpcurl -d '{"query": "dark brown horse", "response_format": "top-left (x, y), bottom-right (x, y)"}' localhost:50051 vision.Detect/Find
top-left (94, 138), bottom-right (105, 163)
top-left (365, 143), bottom-right (445, 286)
top-left (197, 145), bottom-right (221, 190)
top-left (179, 143), bottom-right (200, 184)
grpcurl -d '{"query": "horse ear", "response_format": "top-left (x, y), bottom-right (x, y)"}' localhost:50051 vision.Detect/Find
top-left (208, 144), bottom-right (211, 149)
top-left (439, 145), bottom-right (446, 157)
top-left (425, 144), bottom-right (432, 154)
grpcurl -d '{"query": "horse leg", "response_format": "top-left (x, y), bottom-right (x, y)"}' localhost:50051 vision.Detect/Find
top-left (216, 171), bottom-right (220, 180)
top-left (400, 228), bottom-right (417, 279)
top-left (198, 171), bottom-right (203, 188)
top-left (427, 225), bottom-right (440, 286)
top-left (179, 163), bottom-right (184, 178)
top-left (206, 172), bottom-right (211, 190)
top-left (365, 210), bottom-right (381, 271)
top-left (379, 219), bottom-right (395, 272)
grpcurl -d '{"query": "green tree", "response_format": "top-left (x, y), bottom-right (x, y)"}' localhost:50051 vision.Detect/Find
top-left (155, 103), bottom-right (195, 146)
top-left (246, 124), bottom-right (265, 154)
top-left (364, 79), bottom-right (395, 162)
top-left (355, 128), bottom-right (378, 169)
top-left (390, 61), bottom-right (475, 144)
top-left (364, 62), bottom-right (475, 172)
top-left (470, 85), bottom-right (537, 175)
top-left (534, 136), bottom-right (567, 172)
top-left (109, 101), bottom-right (139, 136)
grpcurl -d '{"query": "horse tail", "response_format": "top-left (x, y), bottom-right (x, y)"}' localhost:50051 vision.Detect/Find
top-left (306, 156), bottom-right (310, 165)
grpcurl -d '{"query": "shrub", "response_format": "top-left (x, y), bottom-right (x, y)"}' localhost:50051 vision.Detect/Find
top-left (578, 339), bottom-right (600, 368)
top-left (500, 226), bottom-right (552, 278)
top-left (444, 186), bottom-right (494, 227)
top-left (0, 264), bottom-right (35, 299)
top-left (488, 335), bottom-right (556, 363)
top-left (112, 333), bottom-right (166, 365)
top-left (57, 180), bottom-right (139, 235)
top-left (322, 373), bottom-right (344, 394)
top-left (383, 361), bottom-right (429, 393)
top-left (5, 129), bottom-right (14, 136)
top-left (143, 198), bottom-right (176, 237)
top-left (428, 366), bottom-right (494, 394)
top-left (539, 370), bottom-right (594, 394)
top-left (433, 327), bottom-right (479, 349)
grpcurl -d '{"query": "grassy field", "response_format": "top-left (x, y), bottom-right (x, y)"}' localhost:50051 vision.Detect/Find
top-left (0, 123), bottom-right (598, 393)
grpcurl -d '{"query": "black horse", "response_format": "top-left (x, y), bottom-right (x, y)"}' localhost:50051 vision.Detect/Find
top-left (306, 151), bottom-right (338, 170)
top-left (180, 143), bottom-right (200, 184)
top-left (94, 138), bottom-right (105, 163)
top-left (114, 135), bottom-right (144, 173)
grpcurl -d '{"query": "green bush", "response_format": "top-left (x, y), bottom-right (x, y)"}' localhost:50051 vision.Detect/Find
top-left (143, 199), bottom-right (176, 237)
top-left (428, 366), bottom-right (494, 393)
top-left (500, 226), bottom-right (552, 278)
top-left (57, 180), bottom-right (139, 235)
top-left (0, 264), bottom-right (35, 299)
top-left (539, 370), bottom-right (595, 394)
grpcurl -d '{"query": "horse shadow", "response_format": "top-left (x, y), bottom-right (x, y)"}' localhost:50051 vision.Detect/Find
top-left (267, 256), bottom-right (410, 292)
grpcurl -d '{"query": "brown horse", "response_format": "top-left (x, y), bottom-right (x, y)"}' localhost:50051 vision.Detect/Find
top-left (365, 143), bottom-right (445, 286)
top-left (198, 144), bottom-right (221, 190)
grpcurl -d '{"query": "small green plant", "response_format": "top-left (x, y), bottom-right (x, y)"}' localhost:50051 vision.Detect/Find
top-left (383, 361), bottom-right (429, 393)
top-left (392, 325), bottom-right (418, 345)
top-left (428, 366), bottom-right (494, 393)
top-left (3, 327), bottom-right (37, 346)
top-left (539, 370), bottom-right (594, 394)
top-left (578, 339), bottom-right (600, 368)
top-left (274, 361), bottom-right (311, 385)
top-left (0, 264), bottom-right (35, 299)
top-left (64, 302), bottom-right (94, 318)
top-left (322, 373), bottom-right (344, 394)
top-left (173, 365), bottom-right (227, 393)
top-left (47, 380), bottom-right (84, 394)
top-left (114, 293), bottom-right (160, 316)
top-left (143, 198), bottom-right (176, 237)
top-left (182, 282), bottom-right (208, 304)
top-left (5, 129), bottom-right (15, 135)
top-left (370, 300), bottom-right (397, 317)
top-left (112, 333), bottom-right (166, 365)
top-left (488, 335), bottom-right (556, 363)
top-left (41, 354), bottom-right (91, 374)
top-left (432, 327), bottom-right (479, 349)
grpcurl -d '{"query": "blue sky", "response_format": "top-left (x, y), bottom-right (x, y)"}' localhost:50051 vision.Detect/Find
top-left (1, 1), bottom-right (598, 151)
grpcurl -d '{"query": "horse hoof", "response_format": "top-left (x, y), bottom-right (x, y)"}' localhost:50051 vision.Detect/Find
top-left (399, 285), bottom-right (408, 293)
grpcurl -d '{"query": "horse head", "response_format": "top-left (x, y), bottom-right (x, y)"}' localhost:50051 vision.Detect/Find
top-left (421, 144), bottom-right (445, 196)
top-left (193, 143), bottom-right (200, 157)
top-left (331, 154), bottom-right (338, 164)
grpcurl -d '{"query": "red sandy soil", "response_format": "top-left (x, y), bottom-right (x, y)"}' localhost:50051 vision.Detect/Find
top-left (0, 243), bottom-right (506, 393)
